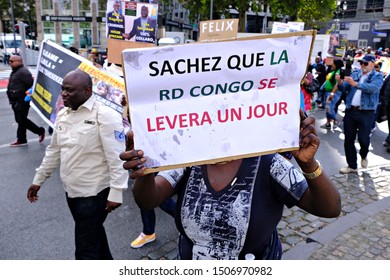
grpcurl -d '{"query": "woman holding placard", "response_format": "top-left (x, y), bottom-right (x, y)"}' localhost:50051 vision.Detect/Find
top-left (120, 111), bottom-right (341, 260)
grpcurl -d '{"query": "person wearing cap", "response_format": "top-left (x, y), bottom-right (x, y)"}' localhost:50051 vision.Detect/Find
top-left (88, 48), bottom-right (102, 68)
top-left (335, 54), bottom-right (383, 174)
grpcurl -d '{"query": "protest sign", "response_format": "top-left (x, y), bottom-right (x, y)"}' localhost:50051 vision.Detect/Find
top-left (198, 19), bottom-right (239, 42)
top-left (327, 31), bottom-right (347, 58)
top-left (123, 30), bottom-right (316, 172)
top-left (31, 40), bottom-right (129, 130)
top-left (106, 0), bottom-right (158, 44)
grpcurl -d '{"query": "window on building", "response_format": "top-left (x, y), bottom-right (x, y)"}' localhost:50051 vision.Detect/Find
top-left (366, 0), bottom-right (384, 12)
top-left (98, 0), bottom-right (107, 17)
top-left (343, 0), bottom-right (357, 18)
top-left (358, 39), bottom-right (368, 48)
top-left (61, 22), bottom-right (73, 46)
top-left (43, 22), bottom-right (54, 34)
top-left (42, 0), bottom-right (53, 10)
top-left (59, 0), bottom-right (72, 12)
top-left (360, 23), bottom-right (370, 31)
top-left (80, 23), bottom-right (92, 48)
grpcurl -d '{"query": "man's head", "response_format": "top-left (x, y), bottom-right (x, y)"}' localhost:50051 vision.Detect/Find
top-left (141, 5), bottom-right (149, 18)
top-left (9, 55), bottom-right (22, 69)
top-left (61, 70), bottom-right (92, 110)
top-left (113, 0), bottom-right (121, 13)
top-left (315, 56), bottom-right (321, 64)
top-left (358, 54), bottom-right (376, 74)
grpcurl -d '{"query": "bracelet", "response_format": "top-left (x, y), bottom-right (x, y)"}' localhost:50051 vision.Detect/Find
top-left (301, 160), bottom-right (322, 180)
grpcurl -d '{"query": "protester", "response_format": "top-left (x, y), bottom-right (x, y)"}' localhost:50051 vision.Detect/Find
top-left (131, 198), bottom-right (176, 248)
top-left (314, 63), bottom-right (327, 108)
top-left (27, 69), bottom-right (128, 260)
top-left (88, 48), bottom-right (102, 67)
top-left (380, 73), bottom-right (390, 152)
top-left (312, 56), bottom-right (323, 70)
top-left (320, 59), bottom-right (344, 129)
top-left (120, 111), bottom-right (341, 260)
top-left (336, 54), bottom-right (384, 174)
top-left (6, 55), bottom-right (45, 147)
top-left (300, 71), bottom-right (315, 112)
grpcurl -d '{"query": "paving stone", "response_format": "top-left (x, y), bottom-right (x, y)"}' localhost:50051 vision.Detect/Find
top-left (145, 165), bottom-right (390, 260)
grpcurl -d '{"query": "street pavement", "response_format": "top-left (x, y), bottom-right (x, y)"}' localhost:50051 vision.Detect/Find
top-left (1, 63), bottom-right (389, 260)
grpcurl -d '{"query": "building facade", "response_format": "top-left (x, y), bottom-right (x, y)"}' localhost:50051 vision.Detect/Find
top-left (322, 0), bottom-right (390, 49)
top-left (34, 0), bottom-right (196, 49)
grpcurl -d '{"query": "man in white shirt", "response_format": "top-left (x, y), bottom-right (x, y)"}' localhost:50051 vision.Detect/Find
top-left (27, 69), bottom-right (128, 259)
top-left (336, 54), bottom-right (384, 174)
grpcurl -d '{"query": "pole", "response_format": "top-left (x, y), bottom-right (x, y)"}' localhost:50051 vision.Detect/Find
top-left (9, 0), bottom-right (17, 55)
top-left (210, 0), bottom-right (213, 20)
top-left (18, 21), bottom-right (27, 65)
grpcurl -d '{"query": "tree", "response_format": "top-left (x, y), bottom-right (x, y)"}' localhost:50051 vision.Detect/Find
top-left (160, 0), bottom-right (336, 32)
top-left (0, 0), bottom-right (36, 36)
top-left (266, 0), bottom-right (336, 30)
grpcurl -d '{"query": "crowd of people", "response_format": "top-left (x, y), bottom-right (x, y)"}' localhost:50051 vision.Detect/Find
top-left (302, 46), bottom-right (390, 174)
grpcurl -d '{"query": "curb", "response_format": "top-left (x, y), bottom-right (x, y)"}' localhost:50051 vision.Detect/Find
top-left (282, 196), bottom-right (390, 259)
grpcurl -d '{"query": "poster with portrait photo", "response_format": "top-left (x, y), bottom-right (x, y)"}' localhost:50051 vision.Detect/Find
top-left (106, 0), bottom-right (158, 45)
top-left (327, 32), bottom-right (347, 58)
top-left (106, 0), bottom-right (126, 40)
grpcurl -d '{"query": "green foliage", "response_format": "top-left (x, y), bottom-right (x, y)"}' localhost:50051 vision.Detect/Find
top-left (267, 0), bottom-right (336, 29)
top-left (0, 0), bottom-right (36, 35)
top-left (159, 0), bottom-right (336, 31)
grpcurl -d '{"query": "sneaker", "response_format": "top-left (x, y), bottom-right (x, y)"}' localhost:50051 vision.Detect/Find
top-left (361, 158), bottom-right (368, 168)
top-left (339, 167), bottom-right (358, 174)
top-left (10, 140), bottom-right (28, 147)
top-left (320, 123), bottom-right (331, 129)
top-left (39, 129), bottom-right (45, 144)
top-left (130, 232), bottom-right (156, 249)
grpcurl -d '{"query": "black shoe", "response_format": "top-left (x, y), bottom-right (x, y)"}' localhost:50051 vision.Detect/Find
top-left (39, 128), bottom-right (45, 144)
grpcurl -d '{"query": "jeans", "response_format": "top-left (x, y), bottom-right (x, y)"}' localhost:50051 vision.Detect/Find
top-left (343, 109), bottom-right (376, 169)
top-left (11, 102), bottom-right (43, 142)
top-left (66, 188), bottom-right (113, 260)
top-left (141, 198), bottom-right (176, 235)
top-left (325, 91), bottom-right (341, 121)
top-left (386, 104), bottom-right (390, 144)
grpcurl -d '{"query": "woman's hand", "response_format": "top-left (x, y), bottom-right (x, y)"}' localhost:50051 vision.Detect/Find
top-left (119, 131), bottom-right (147, 179)
top-left (291, 110), bottom-right (319, 167)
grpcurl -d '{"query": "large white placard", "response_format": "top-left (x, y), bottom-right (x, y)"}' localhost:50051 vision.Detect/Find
top-left (123, 31), bottom-right (314, 170)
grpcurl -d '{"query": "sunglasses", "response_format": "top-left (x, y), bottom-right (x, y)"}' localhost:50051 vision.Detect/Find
top-left (359, 61), bottom-right (369, 66)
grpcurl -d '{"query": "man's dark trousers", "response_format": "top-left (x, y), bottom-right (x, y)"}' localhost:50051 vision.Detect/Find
top-left (11, 101), bottom-right (43, 143)
top-left (66, 187), bottom-right (113, 260)
top-left (343, 109), bottom-right (376, 169)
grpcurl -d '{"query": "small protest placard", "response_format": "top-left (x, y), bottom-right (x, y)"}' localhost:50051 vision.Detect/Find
top-left (31, 40), bottom-right (128, 129)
